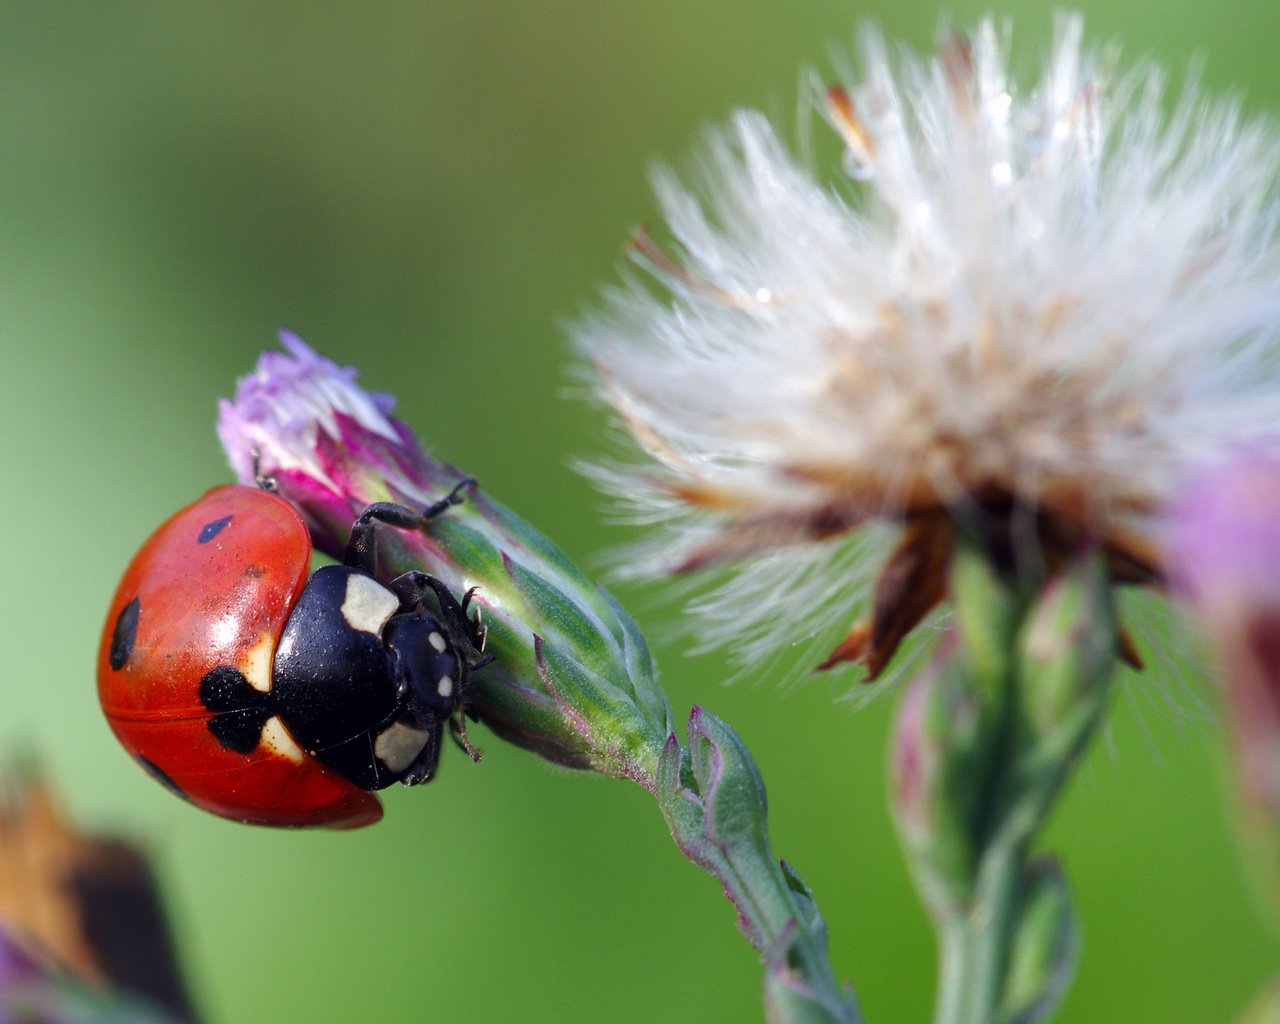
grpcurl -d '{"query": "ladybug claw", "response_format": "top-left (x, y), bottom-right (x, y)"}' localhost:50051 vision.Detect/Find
top-left (422, 477), bottom-right (476, 519)
top-left (400, 765), bottom-right (437, 787)
top-left (250, 449), bottom-right (278, 492)
top-left (450, 715), bottom-right (482, 763)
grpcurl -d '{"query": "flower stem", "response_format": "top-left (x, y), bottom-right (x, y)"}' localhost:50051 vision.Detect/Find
top-left (660, 708), bottom-right (862, 1024)
top-left (935, 840), bottom-right (1023, 1024)
top-left (894, 536), bottom-right (1111, 1024)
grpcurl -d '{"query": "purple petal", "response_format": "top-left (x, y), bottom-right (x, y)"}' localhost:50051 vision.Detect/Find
top-left (217, 330), bottom-right (399, 485)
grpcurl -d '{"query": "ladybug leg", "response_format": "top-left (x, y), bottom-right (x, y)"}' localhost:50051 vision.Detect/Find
top-left (386, 571), bottom-right (464, 621)
top-left (421, 476), bottom-right (477, 518)
top-left (387, 572), bottom-right (486, 658)
top-left (250, 448), bottom-right (278, 492)
top-left (449, 713), bottom-right (483, 763)
top-left (460, 588), bottom-right (489, 656)
top-left (399, 722), bottom-right (446, 786)
top-left (343, 477), bottom-right (475, 574)
top-left (386, 570), bottom-right (439, 614)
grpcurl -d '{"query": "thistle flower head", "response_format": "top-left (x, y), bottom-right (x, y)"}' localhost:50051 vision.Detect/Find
top-left (577, 16), bottom-right (1280, 676)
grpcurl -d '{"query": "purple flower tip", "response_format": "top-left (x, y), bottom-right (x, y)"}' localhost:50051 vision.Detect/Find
top-left (687, 706), bottom-right (718, 757)
top-left (217, 331), bottom-right (399, 485)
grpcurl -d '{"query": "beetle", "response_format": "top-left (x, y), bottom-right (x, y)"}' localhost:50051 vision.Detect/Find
top-left (96, 475), bottom-right (487, 828)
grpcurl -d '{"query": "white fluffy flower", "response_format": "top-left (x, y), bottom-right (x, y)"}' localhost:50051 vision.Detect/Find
top-left (576, 16), bottom-right (1280, 675)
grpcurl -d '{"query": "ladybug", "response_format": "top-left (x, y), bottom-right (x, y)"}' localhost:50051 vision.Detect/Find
top-left (97, 475), bottom-right (488, 829)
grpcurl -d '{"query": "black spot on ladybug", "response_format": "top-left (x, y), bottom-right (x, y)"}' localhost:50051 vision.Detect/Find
top-left (208, 708), bottom-right (273, 754)
top-left (200, 666), bottom-right (270, 712)
top-left (200, 666), bottom-right (275, 754)
top-left (242, 563), bottom-right (268, 579)
top-left (136, 755), bottom-right (189, 802)
top-left (109, 597), bottom-right (140, 671)
top-left (197, 515), bottom-right (233, 543)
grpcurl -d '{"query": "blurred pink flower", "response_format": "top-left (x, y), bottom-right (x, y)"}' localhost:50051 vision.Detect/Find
top-left (1166, 449), bottom-right (1280, 913)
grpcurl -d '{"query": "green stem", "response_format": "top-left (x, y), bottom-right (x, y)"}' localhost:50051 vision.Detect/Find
top-left (935, 922), bottom-right (968, 1024)
top-left (659, 710), bottom-right (861, 1023)
top-left (728, 834), bottom-right (857, 1020)
top-left (978, 842), bottom-right (1022, 1021)
top-left (935, 838), bottom-right (1026, 1024)
top-left (899, 543), bottom-right (1113, 1024)
top-left (706, 821), bottom-right (798, 950)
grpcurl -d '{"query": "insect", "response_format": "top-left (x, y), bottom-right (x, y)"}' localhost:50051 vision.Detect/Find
top-left (97, 475), bottom-right (487, 828)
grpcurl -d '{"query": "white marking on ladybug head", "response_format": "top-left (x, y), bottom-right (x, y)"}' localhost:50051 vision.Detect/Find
top-left (240, 633), bottom-right (274, 693)
top-left (261, 716), bottom-right (305, 764)
top-left (341, 573), bottom-right (399, 636)
top-left (428, 630), bottom-right (447, 652)
top-left (436, 675), bottom-right (453, 699)
top-left (374, 721), bottom-right (430, 773)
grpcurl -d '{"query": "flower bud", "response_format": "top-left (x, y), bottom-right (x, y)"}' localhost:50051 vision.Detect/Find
top-left (218, 332), bottom-right (672, 785)
top-left (1015, 552), bottom-right (1114, 762)
top-left (657, 706), bottom-right (773, 943)
top-left (892, 541), bottom-right (1115, 925)
top-left (889, 647), bottom-right (986, 915)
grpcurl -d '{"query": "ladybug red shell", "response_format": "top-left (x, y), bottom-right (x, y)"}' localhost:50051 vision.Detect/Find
top-left (97, 482), bottom-right (486, 829)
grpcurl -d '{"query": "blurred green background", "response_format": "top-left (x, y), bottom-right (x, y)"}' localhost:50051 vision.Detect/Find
top-left (4, 1), bottom-right (1278, 1021)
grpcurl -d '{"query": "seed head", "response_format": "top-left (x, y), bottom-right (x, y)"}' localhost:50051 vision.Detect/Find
top-left (577, 16), bottom-right (1280, 675)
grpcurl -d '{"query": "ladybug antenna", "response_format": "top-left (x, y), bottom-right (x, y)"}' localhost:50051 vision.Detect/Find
top-left (250, 449), bottom-right (278, 493)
